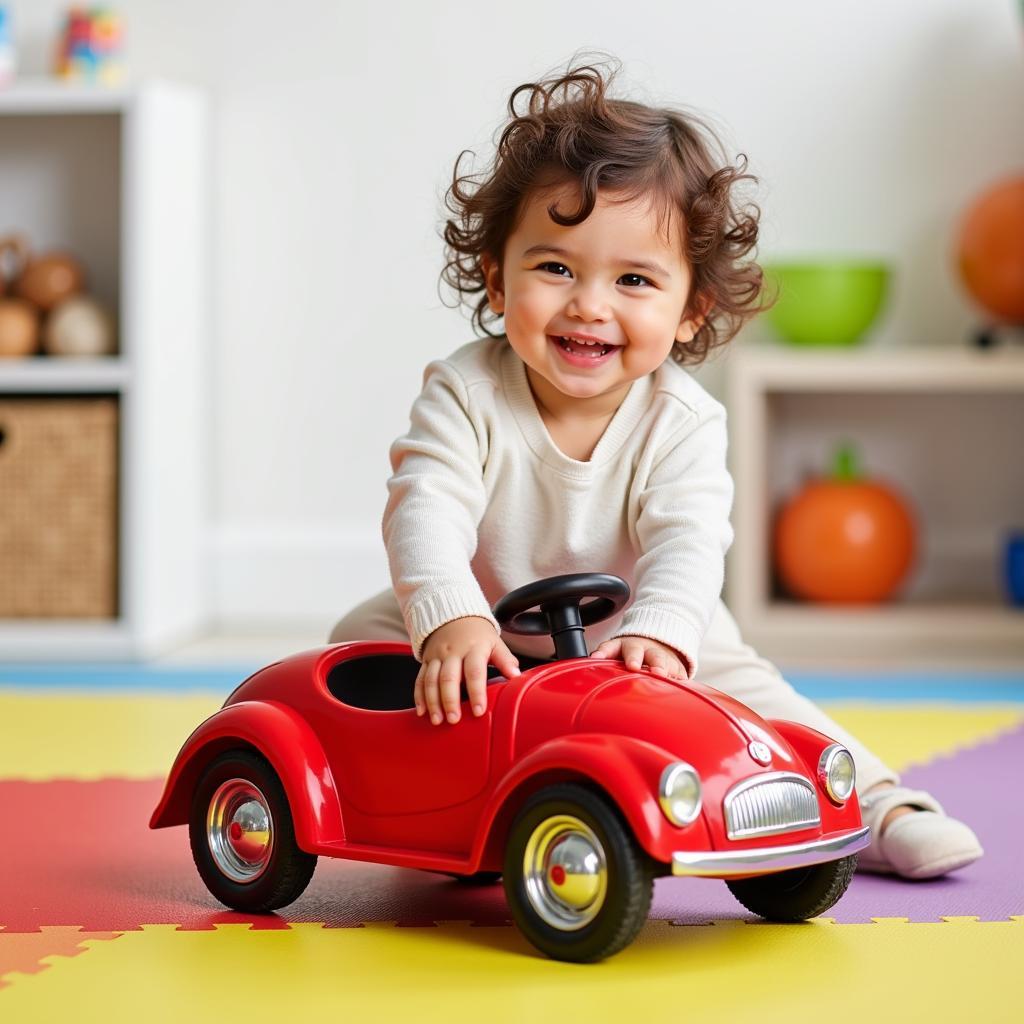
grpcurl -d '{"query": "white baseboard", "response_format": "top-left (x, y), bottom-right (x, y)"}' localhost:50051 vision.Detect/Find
top-left (209, 525), bottom-right (391, 627)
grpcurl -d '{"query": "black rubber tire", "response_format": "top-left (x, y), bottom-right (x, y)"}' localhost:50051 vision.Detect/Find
top-left (726, 854), bottom-right (858, 921)
top-left (503, 783), bottom-right (653, 962)
top-left (189, 750), bottom-right (317, 913)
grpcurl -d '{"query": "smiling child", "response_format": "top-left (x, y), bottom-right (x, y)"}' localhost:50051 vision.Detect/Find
top-left (330, 58), bottom-right (982, 880)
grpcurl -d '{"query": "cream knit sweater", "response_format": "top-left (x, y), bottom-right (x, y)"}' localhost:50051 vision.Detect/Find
top-left (383, 336), bottom-right (734, 673)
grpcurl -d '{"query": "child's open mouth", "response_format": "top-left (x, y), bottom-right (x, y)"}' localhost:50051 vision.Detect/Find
top-left (549, 335), bottom-right (619, 368)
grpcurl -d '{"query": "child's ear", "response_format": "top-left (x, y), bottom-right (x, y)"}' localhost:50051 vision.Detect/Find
top-left (481, 252), bottom-right (505, 315)
top-left (676, 293), bottom-right (713, 344)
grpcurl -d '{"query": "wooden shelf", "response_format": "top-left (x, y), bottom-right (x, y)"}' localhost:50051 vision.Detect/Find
top-left (756, 601), bottom-right (1023, 648)
top-left (725, 344), bottom-right (1024, 661)
top-left (0, 358), bottom-right (131, 393)
top-left (729, 344), bottom-right (1024, 391)
top-left (0, 77), bottom-right (132, 115)
top-left (0, 619), bottom-right (134, 660)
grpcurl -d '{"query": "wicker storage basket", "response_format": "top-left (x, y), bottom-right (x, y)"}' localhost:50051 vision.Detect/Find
top-left (0, 397), bottom-right (118, 618)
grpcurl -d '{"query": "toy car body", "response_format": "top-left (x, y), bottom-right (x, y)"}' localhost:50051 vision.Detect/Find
top-left (152, 575), bottom-right (869, 962)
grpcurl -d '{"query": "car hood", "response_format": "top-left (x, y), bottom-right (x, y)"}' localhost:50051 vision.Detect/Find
top-left (513, 664), bottom-right (806, 783)
top-left (578, 673), bottom-right (802, 772)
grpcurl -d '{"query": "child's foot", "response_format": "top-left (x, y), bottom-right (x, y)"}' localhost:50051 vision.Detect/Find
top-left (856, 785), bottom-right (983, 879)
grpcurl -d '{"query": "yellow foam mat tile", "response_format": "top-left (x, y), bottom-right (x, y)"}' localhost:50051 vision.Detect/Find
top-left (1, 692), bottom-right (1021, 782)
top-left (0, 919), bottom-right (1019, 1022)
top-left (819, 702), bottom-right (1024, 773)
top-left (0, 691), bottom-right (223, 780)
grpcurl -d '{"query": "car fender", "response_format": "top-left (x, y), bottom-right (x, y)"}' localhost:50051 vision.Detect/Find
top-left (474, 733), bottom-right (706, 870)
top-left (149, 700), bottom-right (344, 850)
top-left (769, 718), bottom-right (864, 831)
top-left (768, 719), bottom-right (842, 777)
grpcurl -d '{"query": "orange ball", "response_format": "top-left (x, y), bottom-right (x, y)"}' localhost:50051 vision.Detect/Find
top-left (775, 469), bottom-right (916, 604)
top-left (956, 175), bottom-right (1024, 323)
top-left (13, 252), bottom-right (84, 311)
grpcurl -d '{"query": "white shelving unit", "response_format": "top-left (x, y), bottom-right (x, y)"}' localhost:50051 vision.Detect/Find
top-left (725, 344), bottom-right (1024, 661)
top-left (0, 79), bottom-right (207, 659)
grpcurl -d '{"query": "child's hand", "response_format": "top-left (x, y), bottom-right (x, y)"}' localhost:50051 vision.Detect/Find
top-left (590, 635), bottom-right (691, 680)
top-left (416, 616), bottom-right (521, 725)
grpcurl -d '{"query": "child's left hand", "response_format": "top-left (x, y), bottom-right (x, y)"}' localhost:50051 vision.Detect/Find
top-left (590, 635), bottom-right (691, 680)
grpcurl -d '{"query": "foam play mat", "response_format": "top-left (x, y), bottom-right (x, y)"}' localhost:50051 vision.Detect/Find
top-left (1, 667), bottom-right (1021, 1022)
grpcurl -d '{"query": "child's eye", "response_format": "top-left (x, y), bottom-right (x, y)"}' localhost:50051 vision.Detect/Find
top-left (536, 261), bottom-right (571, 277)
top-left (619, 273), bottom-right (653, 288)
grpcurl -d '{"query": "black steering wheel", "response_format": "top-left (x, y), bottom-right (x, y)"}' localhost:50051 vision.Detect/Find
top-left (493, 573), bottom-right (630, 661)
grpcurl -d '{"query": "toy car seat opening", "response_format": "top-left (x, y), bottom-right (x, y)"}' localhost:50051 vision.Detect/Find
top-left (325, 652), bottom-right (548, 711)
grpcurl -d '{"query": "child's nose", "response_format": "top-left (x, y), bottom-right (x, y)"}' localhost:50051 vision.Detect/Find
top-left (566, 283), bottom-right (612, 322)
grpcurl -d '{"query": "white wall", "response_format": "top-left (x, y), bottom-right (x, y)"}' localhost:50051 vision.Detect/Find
top-left (7, 0), bottom-right (1024, 632)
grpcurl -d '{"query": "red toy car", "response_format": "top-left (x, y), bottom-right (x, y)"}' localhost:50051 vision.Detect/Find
top-left (151, 573), bottom-right (869, 962)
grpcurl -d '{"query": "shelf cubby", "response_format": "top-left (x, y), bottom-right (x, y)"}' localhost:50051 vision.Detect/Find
top-left (0, 79), bottom-right (207, 659)
top-left (725, 345), bottom-right (1024, 661)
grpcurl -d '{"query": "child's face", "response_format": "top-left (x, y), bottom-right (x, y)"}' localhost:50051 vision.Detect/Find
top-left (483, 183), bottom-right (704, 410)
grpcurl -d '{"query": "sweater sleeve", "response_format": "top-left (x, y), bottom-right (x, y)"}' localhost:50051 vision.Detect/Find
top-left (382, 359), bottom-right (499, 659)
top-left (616, 401), bottom-right (734, 677)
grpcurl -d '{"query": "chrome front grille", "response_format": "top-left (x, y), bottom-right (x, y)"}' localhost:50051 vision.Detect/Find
top-left (724, 773), bottom-right (820, 840)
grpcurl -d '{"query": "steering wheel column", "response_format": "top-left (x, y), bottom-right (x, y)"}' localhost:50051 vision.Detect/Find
top-left (543, 602), bottom-right (590, 659)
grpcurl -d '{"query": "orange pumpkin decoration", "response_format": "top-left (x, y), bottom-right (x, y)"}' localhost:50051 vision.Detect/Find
top-left (774, 445), bottom-right (916, 603)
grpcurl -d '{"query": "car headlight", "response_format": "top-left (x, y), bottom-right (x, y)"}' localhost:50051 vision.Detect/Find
top-left (659, 761), bottom-right (702, 826)
top-left (818, 744), bottom-right (856, 804)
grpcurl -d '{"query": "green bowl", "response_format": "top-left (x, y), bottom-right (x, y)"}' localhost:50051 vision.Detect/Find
top-left (763, 261), bottom-right (891, 346)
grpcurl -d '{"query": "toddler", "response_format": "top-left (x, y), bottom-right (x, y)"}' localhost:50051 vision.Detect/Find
top-left (331, 59), bottom-right (981, 880)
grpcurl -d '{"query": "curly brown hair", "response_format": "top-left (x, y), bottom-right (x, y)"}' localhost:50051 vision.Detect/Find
top-left (441, 57), bottom-right (767, 364)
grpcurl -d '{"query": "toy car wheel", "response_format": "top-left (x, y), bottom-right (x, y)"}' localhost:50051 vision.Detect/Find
top-left (725, 854), bottom-right (858, 921)
top-left (503, 783), bottom-right (653, 962)
top-left (189, 749), bottom-right (317, 913)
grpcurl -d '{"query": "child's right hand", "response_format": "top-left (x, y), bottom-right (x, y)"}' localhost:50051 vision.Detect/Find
top-left (416, 616), bottom-right (521, 725)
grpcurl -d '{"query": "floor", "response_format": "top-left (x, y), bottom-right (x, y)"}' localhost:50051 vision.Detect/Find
top-left (1, 637), bottom-right (1021, 1022)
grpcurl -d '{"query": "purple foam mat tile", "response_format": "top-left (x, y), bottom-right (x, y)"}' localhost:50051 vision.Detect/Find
top-left (649, 722), bottom-right (1024, 924)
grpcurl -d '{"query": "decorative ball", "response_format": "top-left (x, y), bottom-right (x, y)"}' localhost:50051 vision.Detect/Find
top-left (42, 296), bottom-right (115, 357)
top-left (956, 176), bottom-right (1024, 324)
top-left (14, 252), bottom-right (85, 311)
top-left (774, 445), bottom-right (916, 604)
top-left (0, 297), bottom-right (40, 357)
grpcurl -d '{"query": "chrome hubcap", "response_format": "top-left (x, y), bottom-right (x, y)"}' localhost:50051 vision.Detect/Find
top-left (207, 779), bottom-right (274, 883)
top-left (523, 814), bottom-right (607, 931)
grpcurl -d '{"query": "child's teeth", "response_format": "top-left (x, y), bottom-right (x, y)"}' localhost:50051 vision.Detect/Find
top-left (556, 335), bottom-right (612, 358)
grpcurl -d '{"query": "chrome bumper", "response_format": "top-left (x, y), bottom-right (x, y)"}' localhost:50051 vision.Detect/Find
top-left (672, 826), bottom-right (871, 877)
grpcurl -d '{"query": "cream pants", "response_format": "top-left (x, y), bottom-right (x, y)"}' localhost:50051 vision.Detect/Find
top-left (329, 590), bottom-right (898, 793)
